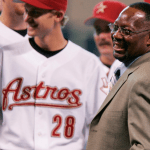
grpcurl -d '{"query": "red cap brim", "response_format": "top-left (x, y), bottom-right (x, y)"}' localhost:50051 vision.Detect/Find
top-left (84, 17), bottom-right (97, 25)
top-left (84, 16), bottom-right (114, 26)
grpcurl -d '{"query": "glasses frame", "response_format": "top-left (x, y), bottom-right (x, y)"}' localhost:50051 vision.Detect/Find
top-left (108, 23), bottom-right (150, 36)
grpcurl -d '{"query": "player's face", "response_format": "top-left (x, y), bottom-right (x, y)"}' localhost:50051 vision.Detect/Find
top-left (112, 7), bottom-right (150, 63)
top-left (24, 4), bottom-right (57, 37)
top-left (7, 0), bottom-right (25, 15)
top-left (93, 19), bottom-right (113, 58)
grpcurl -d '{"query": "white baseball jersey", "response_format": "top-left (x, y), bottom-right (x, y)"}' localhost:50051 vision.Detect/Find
top-left (0, 21), bottom-right (28, 48)
top-left (98, 60), bottom-right (110, 95)
top-left (0, 21), bottom-right (28, 131)
top-left (0, 39), bottom-right (107, 150)
top-left (0, 21), bottom-right (28, 136)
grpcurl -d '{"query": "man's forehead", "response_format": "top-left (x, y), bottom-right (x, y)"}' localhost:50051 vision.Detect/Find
top-left (120, 7), bottom-right (145, 20)
top-left (115, 7), bottom-right (146, 24)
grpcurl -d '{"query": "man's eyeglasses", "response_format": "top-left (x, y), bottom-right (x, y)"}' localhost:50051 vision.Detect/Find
top-left (108, 23), bottom-right (150, 36)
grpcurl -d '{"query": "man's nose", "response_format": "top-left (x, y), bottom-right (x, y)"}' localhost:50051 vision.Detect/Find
top-left (112, 28), bottom-right (123, 39)
top-left (23, 12), bottom-right (31, 22)
top-left (98, 32), bottom-right (111, 40)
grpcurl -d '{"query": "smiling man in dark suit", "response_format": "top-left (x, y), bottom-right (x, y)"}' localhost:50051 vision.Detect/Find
top-left (87, 2), bottom-right (150, 150)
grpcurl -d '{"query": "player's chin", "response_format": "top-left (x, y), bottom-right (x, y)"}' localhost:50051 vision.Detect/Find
top-left (27, 28), bottom-right (38, 37)
top-left (27, 30), bottom-right (36, 37)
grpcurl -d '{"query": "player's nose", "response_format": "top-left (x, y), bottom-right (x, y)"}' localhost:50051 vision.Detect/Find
top-left (23, 12), bottom-right (31, 22)
top-left (98, 32), bottom-right (111, 39)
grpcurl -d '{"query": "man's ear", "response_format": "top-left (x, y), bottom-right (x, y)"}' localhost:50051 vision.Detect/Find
top-left (55, 10), bottom-right (65, 22)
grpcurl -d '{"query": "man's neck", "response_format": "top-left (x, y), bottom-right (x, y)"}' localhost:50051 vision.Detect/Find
top-left (0, 12), bottom-right (27, 30)
top-left (100, 55), bottom-right (115, 66)
top-left (34, 30), bottom-right (68, 52)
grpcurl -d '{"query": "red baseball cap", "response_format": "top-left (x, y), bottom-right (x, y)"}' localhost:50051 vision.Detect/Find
top-left (144, 0), bottom-right (150, 3)
top-left (84, 0), bottom-right (126, 25)
top-left (13, 0), bottom-right (68, 12)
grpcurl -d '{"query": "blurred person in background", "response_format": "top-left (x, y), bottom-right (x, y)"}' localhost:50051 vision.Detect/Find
top-left (0, 0), bottom-right (27, 125)
top-left (84, 0), bottom-right (126, 82)
top-left (0, 0), bottom-right (27, 47)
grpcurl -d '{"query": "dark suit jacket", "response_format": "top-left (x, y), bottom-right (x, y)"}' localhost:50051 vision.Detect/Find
top-left (87, 52), bottom-right (150, 150)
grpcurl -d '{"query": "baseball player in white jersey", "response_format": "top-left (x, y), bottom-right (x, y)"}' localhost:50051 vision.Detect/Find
top-left (0, 0), bottom-right (107, 149)
top-left (0, 0), bottom-right (27, 48)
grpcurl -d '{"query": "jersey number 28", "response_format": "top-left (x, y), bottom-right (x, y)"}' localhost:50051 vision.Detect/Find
top-left (51, 114), bottom-right (76, 139)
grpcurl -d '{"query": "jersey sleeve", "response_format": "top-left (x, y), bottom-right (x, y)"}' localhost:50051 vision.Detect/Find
top-left (0, 49), bottom-right (3, 124)
top-left (85, 60), bottom-right (107, 125)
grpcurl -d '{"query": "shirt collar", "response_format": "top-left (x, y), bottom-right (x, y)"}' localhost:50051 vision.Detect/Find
top-left (115, 55), bottom-right (142, 78)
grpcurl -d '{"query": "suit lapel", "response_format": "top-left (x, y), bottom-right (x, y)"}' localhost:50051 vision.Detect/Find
top-left (96, 53), bottom-right (150, 117)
